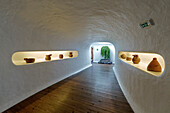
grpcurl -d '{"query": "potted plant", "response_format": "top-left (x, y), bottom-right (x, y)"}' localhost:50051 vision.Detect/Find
top-left (101, 46), bottom-right (110, 59)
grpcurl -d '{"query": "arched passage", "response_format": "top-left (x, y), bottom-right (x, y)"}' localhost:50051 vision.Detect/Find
top-left (90, 42), bottom-right (115, 64)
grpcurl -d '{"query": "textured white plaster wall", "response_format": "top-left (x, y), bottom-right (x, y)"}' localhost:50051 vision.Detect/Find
top-left (84, 0), bottom-right (170, 112)
top-left (92, 43), bottom-right (115, 63)
top-left (0, 0), bottom-right (170, 113)
top-left (0, 0), bottom-right (92, 112)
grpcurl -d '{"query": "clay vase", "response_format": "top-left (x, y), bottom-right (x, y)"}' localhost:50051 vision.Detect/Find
top-left (24, 58), bottom-right (35, 63)
top-left (69, 52), bottom-right (73, 57)
top-left (147, 58), bottom-right (162, 72)
top-left (45, 54), bottom-right (52, 60)
top-left (132, 55), bottom-right (140, 64)
top-left (126, 57), bottom-right (132, 61)
top-left (120, 54), bottom-right (126, 59)
top-left (59, 54), bottom-right (63, 59)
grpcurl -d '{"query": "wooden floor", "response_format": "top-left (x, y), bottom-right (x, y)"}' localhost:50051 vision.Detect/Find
top-left (4, 64), bottom-right (134, 113)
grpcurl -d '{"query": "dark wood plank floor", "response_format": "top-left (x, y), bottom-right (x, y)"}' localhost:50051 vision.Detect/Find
top-left (4, 64), bottom-right (134, 113)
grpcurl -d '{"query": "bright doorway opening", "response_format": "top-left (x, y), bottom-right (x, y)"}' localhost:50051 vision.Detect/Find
top-left (90, 42), bottom-right (115, 65)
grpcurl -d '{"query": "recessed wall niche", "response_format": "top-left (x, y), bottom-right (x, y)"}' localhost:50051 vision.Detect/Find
top-left (119, 51), bottom-right (165, 76)
top-left (12, 51), bottom-right (78, 65)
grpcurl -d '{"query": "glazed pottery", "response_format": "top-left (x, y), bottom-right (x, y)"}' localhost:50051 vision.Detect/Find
top-left (126, 57), bottom-right (132, 61)
top-left (120, 54), bottom-right (126, 59)
top-left (132, 55), bottom-right (140, 64)
top-left (24, 58), bottom-right (35, 63)
top-left (147, 58), bottom-right (162, 72)
top-left (59, 54), bottom-right (63, 59)
top-left (45, 54), bottom-right (52, 60)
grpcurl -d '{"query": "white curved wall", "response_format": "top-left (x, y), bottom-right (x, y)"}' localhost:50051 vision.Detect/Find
top-left (0, 0), bottom-right (92, 112)
top-left (0, 0), bottom-right (170, 113)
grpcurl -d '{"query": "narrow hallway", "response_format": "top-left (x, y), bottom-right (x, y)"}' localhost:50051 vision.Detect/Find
top-left (4, 64), bottom-right (133, 113)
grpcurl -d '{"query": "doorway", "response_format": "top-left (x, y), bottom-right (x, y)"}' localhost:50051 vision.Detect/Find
top-left (90, 42), bottom-right (115, 64)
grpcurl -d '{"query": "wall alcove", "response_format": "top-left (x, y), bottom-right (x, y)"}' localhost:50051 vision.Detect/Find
top-left (12, 51), bottom-right (78, 65)
top-left (119, 51), bottom-right (165, 76)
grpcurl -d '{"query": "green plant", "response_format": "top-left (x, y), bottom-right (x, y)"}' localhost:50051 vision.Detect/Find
top-left (101, 46), bottom-right (110, 59)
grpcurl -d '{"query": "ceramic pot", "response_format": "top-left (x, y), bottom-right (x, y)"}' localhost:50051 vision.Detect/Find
top-left (120, 54), bottom-right (126, 59)
top-left (24, 58), bottom-right (35, 63)
top-left (126, 57), bottom-right (132, 61)
top-left (69, 52), bottom-right (73, 57)
top-left (147, 58), bottom-right (162, 72)
top-left (69, 54), bottom-right (73, 57)
top-left (132, 55), bottom-right (140, 64)
top-left (45, 54), bottom-right (52, 60)
top-left (59, 54), bottom-right (63, 59)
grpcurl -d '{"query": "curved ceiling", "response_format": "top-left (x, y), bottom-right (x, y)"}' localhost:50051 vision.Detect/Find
top-left (1, 0), bottom-right (169, 49)
top-left (0, 0), bottom-right (170, 113)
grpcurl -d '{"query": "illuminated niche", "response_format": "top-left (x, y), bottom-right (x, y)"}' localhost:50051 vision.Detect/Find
top-left (119, 51), bottom-right (165, 76)
top-left (12, 51), bottom-right (78, 65)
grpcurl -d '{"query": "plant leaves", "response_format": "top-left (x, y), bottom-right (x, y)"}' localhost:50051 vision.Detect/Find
top-left (101, 46), bottom-right (110, 59)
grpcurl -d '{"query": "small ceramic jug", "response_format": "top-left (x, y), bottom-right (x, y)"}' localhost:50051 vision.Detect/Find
top-left (147, 58), bottom-right (162, 72)
top-left (132, 55), bottom-right (140, 64)
top-left (59, 54), bottom-right (63, 59)
top-left (120, 54), bottom-right (126, 59)
top-left (69, 52), bottom-right (73, 57)
top-left (45, 54), bottom-right (52, 60)
top-left (126, 57), bottom-right (132, 61)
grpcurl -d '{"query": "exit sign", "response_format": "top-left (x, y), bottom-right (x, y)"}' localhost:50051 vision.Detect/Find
top-left (140, 19), bottom-right (155, 29)
top-left (140, 22), bottom-right (149, 28)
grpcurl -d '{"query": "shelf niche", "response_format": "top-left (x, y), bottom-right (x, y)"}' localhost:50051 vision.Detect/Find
top-left (12, 51), bottom-right (78, 66)
top-left (119, 51), bottom-right (165, 76)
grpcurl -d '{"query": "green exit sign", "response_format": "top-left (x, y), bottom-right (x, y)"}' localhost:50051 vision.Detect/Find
top-left (140, 22), bottom-right (149, 28)
top-left (140, 19), bottom-right (155, 29)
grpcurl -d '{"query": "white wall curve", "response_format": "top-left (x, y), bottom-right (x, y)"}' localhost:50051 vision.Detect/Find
top-left (0, 0), bottom-right (170, 113)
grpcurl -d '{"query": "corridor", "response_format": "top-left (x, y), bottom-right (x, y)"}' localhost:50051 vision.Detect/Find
top-left (4, 64), bottom-right (133, 113)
